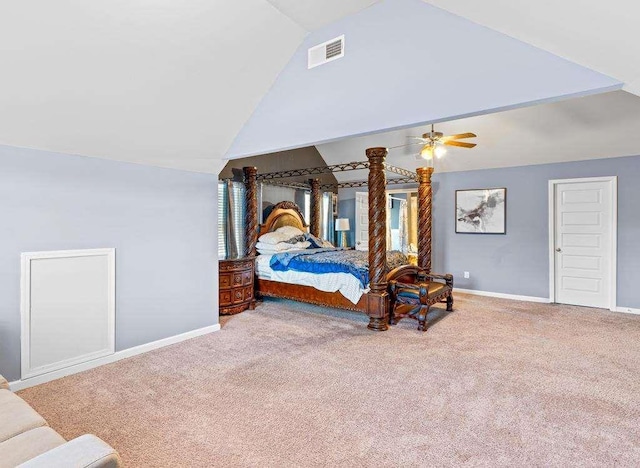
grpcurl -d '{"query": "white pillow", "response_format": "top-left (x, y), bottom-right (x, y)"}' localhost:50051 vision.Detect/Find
top-left (258, 231), bottom-right (290, 245)
top-left (256, 241), bottom-right (310, 254)
top-left (275, 225), bottom-right (304, 237)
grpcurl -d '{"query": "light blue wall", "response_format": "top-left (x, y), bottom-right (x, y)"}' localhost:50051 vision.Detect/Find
top-left (227, 0), bottom-right (620, 158)
top-left (0, 145), bottom-right (218, 381)
top-left (337, 198), bottom-right (356, 247)
top-left (339, 155), bottom-right (640, 308)
top-left (338, 184), bottom-right (417, 247)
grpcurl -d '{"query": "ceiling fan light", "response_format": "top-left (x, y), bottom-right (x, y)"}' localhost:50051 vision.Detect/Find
top-left (434, 145), bottom-right (447, 159)
top-left (420, 146), bottom-right (433, 159)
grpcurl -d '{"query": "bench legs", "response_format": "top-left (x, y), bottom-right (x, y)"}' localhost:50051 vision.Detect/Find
top-left (389, 308), bottom-right (398, 326)
top-left (389, 293), bottom-right (454, 332)
top-left (417, 305), bottom-right (430, 331)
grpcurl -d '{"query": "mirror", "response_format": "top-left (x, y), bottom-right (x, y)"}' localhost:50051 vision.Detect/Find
top-left (387, 189), bottom-right (418, 261)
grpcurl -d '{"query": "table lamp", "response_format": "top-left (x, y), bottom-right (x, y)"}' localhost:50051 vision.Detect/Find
top-left (335, 218), bottom-right (350, 248)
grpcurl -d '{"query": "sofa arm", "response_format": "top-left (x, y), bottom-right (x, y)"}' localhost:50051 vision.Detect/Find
top-left (18, 435), bottom-right (122, 468)
top-left (0, 374), bottom-right (9, 390)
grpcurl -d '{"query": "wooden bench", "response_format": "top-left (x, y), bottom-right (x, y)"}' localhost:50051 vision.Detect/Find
top-left (388, 265), bottom-right (454, 331)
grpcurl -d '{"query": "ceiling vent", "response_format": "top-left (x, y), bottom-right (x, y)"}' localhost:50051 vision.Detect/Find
top-left (308, 35), bottom-right (345, 69)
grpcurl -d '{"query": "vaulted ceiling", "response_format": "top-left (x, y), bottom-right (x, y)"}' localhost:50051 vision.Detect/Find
top-left (0, 1), bottom-right (366, 174)
top-left (226, 0), bottom-right (621, 161)
top-left (427, 0), bottom-right (640, 97)
top-left (1, 1), bottom-right (638, 175)
top-left (266, 0), bottom-right (379, 31)
top-left (317, 90), bottom-right (640, 180)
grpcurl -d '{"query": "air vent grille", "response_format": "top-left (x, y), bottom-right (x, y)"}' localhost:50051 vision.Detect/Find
top-left (308, 35), bottom-right (345, 69)
top-left (326, 39), bottom-right (343, 59)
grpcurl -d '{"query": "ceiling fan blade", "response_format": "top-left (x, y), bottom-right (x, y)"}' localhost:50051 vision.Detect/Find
top-left (444, 140), bottom-right (476, 148)
top-left (442, 132), bottom-right (477, 141)
top-left (387, 141), bottom-right (424, 150)
top-left (388, 142), bottom-right (423, 150)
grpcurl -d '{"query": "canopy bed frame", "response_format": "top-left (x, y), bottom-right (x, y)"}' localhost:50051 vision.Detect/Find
top-left (243, 148), bottom-right (446, 331)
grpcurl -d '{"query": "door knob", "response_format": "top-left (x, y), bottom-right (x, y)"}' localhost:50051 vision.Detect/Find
top-left (555, 247), bottom-right (562, 252)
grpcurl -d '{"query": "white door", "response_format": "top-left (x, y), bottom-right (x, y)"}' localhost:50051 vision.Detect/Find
top-left (552, 179), bottom-right (616, 309)
top-left (355, 192), bottom-right (369, 251)
top-left (21, 249), bottom-right (116, 379)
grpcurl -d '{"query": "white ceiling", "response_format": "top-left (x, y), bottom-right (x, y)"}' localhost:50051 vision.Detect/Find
top-left (0, 1), bottom-right (308, 173)
top-left (0, 1), bottom-right (382, 174)
top-left (426, 0), bottom-right (640, 97)
top-left (226, 0), bottom-right (620, 161)
top-left (317, 90), bottom-right (640, 180)
top-left (1, 0), bottom-right (639, 174)
top-left (266, 0), bottom-right (379, 31)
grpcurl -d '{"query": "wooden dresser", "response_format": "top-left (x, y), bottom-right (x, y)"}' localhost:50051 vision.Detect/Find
top-left (219, 257), bottom-right (256, 315)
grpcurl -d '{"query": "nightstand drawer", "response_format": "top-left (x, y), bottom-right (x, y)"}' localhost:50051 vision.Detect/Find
top-left (219, 273), bottom-right (232, 289)
top-left (219, 257), bottom-right (255, 315)
top-left (242, 270), bottom-right (253, 285)
top-left (233, 272), bottom-right (244, 286)
top-left (232, 288), bottom-right (244, 304)
top-left (219, 290), bottom-right (232, 305)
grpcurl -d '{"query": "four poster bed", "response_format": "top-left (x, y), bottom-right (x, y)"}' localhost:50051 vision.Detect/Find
top-left (242, 147), bottom-right (453, 331)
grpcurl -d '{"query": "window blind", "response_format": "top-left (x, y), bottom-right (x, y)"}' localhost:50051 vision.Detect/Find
top-left (231, 181), bottom-right (246, 257)
top-left (321, 192), bottom-right (335, 243)
top-left (304, 192), bottom-right (311, 225)
top-left (217, 182), bottom-right (226, 257)
top-left (218, 181), bottom-right (246, 259)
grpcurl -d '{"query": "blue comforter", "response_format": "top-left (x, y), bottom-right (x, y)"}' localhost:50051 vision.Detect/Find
top-left (269, 248), bottom-right (407, 288)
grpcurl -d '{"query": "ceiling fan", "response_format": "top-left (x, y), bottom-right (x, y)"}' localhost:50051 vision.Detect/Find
top-left (394, 124), bottom-right (477, 160)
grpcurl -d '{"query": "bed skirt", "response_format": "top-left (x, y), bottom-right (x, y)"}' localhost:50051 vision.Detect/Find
top-left (256, 279), bottom-right (368, 314)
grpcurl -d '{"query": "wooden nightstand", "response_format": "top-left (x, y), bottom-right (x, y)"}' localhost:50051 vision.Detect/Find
top-left (219, 257), bottom-right (256, 315)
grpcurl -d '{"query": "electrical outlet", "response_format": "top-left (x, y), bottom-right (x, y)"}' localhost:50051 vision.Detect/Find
top-left (463, 271), bottom-right (470, 279)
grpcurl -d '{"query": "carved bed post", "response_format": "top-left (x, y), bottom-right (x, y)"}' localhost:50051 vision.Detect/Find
top-left (309, 178), bottom-right (321, 238)
top-left (243, 166), bottom-right (258, 257)
top-left (366, 147), bottom-right (389, 331)
top-left (417, 167), bottom-right (434, 272)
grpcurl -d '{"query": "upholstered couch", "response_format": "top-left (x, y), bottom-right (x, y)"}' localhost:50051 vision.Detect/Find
top-left (0, 374), bottom-right (122, 467)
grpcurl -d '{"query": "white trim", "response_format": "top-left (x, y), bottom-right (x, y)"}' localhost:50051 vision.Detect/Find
top-left (548, 176), bottom-right (618, 311)
top-left (21, 248), bottom-right (116, 380)
top-left (455, 288), bottom-right (550, 303)
top-left (613, 306), bottom-right (640, 316)
top-left (10, 324), bottom-right (220, 391)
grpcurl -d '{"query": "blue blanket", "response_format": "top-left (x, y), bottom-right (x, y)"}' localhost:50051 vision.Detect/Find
top-left (269, 248), bottom-right (407, 289)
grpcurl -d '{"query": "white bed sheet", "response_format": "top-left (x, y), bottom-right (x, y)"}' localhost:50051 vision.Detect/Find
top-left (256, 254), bottom-right (367, 305)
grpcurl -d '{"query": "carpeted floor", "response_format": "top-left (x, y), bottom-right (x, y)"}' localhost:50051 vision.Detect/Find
top-left (18, 294), bottom-right (640, 467)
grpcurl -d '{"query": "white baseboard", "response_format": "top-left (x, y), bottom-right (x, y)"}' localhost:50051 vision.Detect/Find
top-left (9, 324), bottom-right (220, 391)
top-left (613, 306), bottom-right (640, 316)
top-left (457, 289), bottom-right (640, 315)
top-left (455, 288), bottom-right (550, 303)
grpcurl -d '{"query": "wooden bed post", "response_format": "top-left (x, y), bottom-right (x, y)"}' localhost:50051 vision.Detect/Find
top-left (366, 147), bottom-right (389, 331)
top-left (417, 167), bottom-right (434, 272)
top-left (243, 166), bottom-right (259, 257)
top-left (309, 178), bottom-right (321, 238)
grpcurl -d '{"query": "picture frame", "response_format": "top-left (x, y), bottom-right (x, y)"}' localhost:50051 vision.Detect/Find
top-left (455, 188), bottom-right (507, 234)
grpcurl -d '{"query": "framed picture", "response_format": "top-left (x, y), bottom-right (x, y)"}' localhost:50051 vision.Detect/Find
top-left (455, 188), bottom-right (507, 234)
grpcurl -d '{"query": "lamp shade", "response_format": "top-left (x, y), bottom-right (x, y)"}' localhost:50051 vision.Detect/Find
top-left (335, 218), bottom-right (350, 231)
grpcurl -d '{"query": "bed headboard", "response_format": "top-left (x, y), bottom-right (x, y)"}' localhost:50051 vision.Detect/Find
top-left (259, 201), bottom-right (309, 236)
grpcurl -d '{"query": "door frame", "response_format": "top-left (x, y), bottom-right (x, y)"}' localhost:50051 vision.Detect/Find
top-left (548, 176), bottom-right (617, 310)
top-left (354, 191), bottom-right (368, 250)
top-left (20, 248), bottom-right (116, 379)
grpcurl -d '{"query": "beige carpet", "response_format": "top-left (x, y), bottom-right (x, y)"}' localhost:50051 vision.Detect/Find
top-left (18, 294), bottom-right (640, 467)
